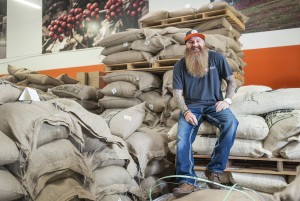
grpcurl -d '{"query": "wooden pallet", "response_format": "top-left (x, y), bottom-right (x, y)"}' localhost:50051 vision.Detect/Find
top-left (141, 8), bottom-right (245, 31)
top-left (194, 155), bottom-right (300, 176)
top-left (104, 59), bottom-right (179, 73)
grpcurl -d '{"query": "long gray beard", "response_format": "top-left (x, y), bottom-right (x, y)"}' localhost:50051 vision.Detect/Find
top-left (185, 47), bottom-right (209, 77)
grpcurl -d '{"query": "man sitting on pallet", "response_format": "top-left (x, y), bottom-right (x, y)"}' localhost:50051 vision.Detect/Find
top-left (172, 29), bottom-right (238, 198)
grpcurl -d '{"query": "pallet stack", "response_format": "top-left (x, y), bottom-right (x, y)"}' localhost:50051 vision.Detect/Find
top-left (100, 1), bottom-right (248, 86)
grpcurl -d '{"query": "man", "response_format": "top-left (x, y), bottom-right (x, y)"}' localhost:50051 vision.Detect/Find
top-left (172, 30), bottom-right (238, 198)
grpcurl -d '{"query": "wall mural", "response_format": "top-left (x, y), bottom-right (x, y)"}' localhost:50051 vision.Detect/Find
top-left (0, 0), bottom-right (7, 59)
top-left (42, 0), bottom-right (148, 53)
top-left (211, 0), bottom-right (300, 33)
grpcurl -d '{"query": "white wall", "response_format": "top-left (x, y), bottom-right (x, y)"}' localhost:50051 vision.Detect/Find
top-left (0, 0), bottom-right (299, 74)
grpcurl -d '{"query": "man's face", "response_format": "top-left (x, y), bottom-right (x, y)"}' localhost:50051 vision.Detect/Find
top-left (185, 36), bottom-right (205, 51)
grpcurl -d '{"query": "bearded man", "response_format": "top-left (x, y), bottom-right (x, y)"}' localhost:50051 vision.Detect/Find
top-left (172, 30), bottom-right (238, 198)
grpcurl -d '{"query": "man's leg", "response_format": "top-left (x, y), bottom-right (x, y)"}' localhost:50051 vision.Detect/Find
top-left (204, 106), bottom-right (238, 188)
top-left (173, 108), bottom-right (203, 197)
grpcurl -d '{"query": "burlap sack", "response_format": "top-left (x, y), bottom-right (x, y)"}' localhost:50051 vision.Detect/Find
top-left (264, 109), bottom-right (300, 156)
top-left (140, 176), bottom-right (169, 200)
top-left (29, 83), bottom-right (55, 92)
top-left (0, 131), bottom-right (19, 165)
top-left (157, 44), bottom-right (185, 60)
top-left (18, 139), bottom-right (93, 199)
top-left (131, 36), bottom-right (176, 54)
top-left (162, 70), bottom-right (173, 96)
top-left (169, 136), bottom-right (271, 157)
top-left (81, 128), bottom-right (107, 152)
top-left (98, 29), bottom-right (145, 47)
top-left (142, 108), bottom-right (161, 127)
top-left (204, 34), bottom-right (226, 52)
top-left (16, 78), bottom-right (30, 86)
top-left (85, 136), bottom-right (137, 178)
top-left (194, 17), bottom-right (232, 31)
top-left (234, 85), bottom-right (272, 97)
top-left (0, 79), bottom-right (22, 104)
top-left (26, 74), bottom-right (64, 86)
top-left (0, 74), bottom-right (19, 83)
top-left (226, 57), bottom-right (242, 73)
top-left (144, 158), bottom-right (173, 178)
top-left (0, 166), bottom-right (26, 201)
top-left (274, 168), bottom-right (300, 201)
top-left (230, 172), bottom-right (287, 194)
top-left (168, 8), bottom-right (196, 18)
top-left (231, 88), bottom-right (300, 115)
top-left (160, 27), bottom-right (190, 35)
top-left (91, 165), bottom-right (141, 200)
top-left (8, 64), bottom-right (37, 80)
top-left (204, 28), bottom-right (241, 41)
top-left (171, 32), bottom-right (186, 45)
top-left (103, 71), bottom-right (162, 91)
top-left (50, 84), bottom-right (97, 100)
top-left (35, 176), bottom-right (95, 201)
top-left (50, 98), bottom-right (122, 147)
top-left (102, 50), bottom-right (153, 65)
top-left (35, 89), bottom-right (59, 101)
top-left (137, 125), bottom-right (171, 146)
top-left (280, 141), bottom-right (300, 159)
top-left (100, 81), bottom-right (140, 98)
top-left (99, 96), bottom-right (141, 109)
top-left (216, 114), bottom-right (269, 140)
top-left (126, 131), bottom-right (169, 177)
top-left (0, 99), bottom-right (121, 160)
top-left (99, 194), bottom-right (134, 201)
top-left (194, 136), bottom-right (271, 157)
top-left (75, 99), bottom-right (99, 110)
top-left (214, 35), bottom-right (241, 52)
top-left (101, 42), bottom-right (132, 56)
top-left (56, 74), bottom-right (80, 84)
top-left (196, 2), bottom-right (249, 23)
top-left (137, 90), bottom-right (169, 113)
top-left (139, 10), bottom-right (169, 23)
top-left (100, 103), bottom-right (145, 139)
top-left (173, 189), bottom-right (268, 201)
top-left (37, 123), bottom-right (69, 147)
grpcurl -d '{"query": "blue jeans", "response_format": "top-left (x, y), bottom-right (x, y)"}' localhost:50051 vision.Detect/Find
top-left (175, 105), bottom-right (238, 186)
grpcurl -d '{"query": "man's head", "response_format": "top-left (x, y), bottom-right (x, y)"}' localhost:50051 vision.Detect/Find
top-left (184, 30), bottom-right (208, 77)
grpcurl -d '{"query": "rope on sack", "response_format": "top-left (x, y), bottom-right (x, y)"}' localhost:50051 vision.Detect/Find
top-left (148, 175), bottom-right (258, 201)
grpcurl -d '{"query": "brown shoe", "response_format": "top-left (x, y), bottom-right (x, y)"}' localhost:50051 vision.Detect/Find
top-left (173, 183), bottom-right (200, 198)
top-left (205, 169), bottom-right (222, 189)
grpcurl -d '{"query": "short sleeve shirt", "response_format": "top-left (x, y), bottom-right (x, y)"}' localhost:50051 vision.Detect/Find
top-left (173, 51), bottom-right (233, 107)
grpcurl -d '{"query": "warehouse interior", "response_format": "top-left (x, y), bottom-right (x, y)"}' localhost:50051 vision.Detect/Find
top-left (0, 0), bottom-right (300, 200)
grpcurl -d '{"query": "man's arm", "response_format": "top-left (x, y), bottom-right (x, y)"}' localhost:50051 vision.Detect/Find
top-left (224, 75), bottom-right (237, 99)
top-left (173, 89), bottom-right (188, 113)
top-left (173, 89), bottom-right (198, 126)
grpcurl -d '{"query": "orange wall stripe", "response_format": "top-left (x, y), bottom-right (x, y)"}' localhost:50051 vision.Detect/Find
top-left (37, 64), bottom-right (105, 78)
top-left (243, 45), bottom-right (300, 89)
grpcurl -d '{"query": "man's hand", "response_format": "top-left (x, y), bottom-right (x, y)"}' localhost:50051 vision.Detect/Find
top-left (215, 100), bottom-right (230, 112)
top-left (184, 111), bottom-right (198, 126)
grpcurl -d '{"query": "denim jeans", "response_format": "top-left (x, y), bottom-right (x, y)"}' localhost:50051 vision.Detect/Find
top-left (175, 105), bottom-right (238, 186)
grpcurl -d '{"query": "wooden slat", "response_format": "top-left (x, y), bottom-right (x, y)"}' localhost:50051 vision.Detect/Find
top-left (194, 154), bottom-right (300, 176)
top-left (104, 59), bottom-right (179, 73)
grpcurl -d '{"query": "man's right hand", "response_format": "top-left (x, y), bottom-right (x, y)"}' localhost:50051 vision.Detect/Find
top-left (184, 111), bottom-right (198, 126)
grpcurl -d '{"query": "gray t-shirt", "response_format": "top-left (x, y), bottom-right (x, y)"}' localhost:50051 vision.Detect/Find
top-left (173, 51), bottom-right (232, 107)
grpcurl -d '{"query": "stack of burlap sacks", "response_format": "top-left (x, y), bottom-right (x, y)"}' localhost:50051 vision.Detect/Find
top-left (166, 85), bottom-right (300, 197)
top-left (100, 1), bottom-right (248, 87)
top-left (0, 79), bottom-right (174, 201)
top-left (0, 65), bottom-right (104, 114)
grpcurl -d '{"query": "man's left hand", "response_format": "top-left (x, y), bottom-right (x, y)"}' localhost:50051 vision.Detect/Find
top-left (215, 100), bottom-right (230, 112)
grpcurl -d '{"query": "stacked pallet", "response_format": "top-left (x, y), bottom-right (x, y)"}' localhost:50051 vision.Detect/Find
top-left (100, 1), bottom-right (248, 86)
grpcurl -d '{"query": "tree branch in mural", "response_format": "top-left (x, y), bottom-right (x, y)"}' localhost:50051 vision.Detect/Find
top-left (42, 0), bottom-right (148, 53)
